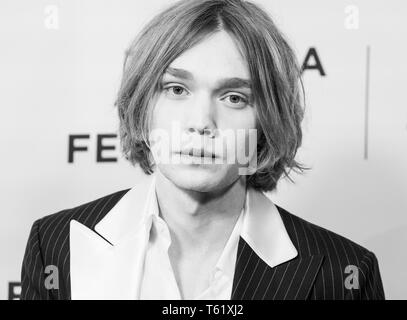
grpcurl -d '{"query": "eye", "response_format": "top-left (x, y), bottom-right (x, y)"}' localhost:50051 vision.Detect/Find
top-left (223, 94), bottom-right (249, 108)
top-left (163, 85), bottom-right (189, 97)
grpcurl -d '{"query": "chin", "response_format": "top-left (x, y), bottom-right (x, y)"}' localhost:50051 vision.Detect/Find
top-left (157, 163), bottom-right (237, 193)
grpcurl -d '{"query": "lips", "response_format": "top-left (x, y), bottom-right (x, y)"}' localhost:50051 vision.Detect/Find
top-left (179, 148), bottom-right (217, 158)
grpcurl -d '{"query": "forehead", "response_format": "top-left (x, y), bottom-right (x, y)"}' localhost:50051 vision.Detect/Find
top-left (166, 30), bottom-right (250, 83)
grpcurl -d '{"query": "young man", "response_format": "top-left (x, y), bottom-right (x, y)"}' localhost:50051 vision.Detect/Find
top-left (21, 0), bottom-right (385, 300)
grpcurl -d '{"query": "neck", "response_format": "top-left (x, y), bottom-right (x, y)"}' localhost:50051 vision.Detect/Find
top-left (154, 170), bottom-right (247, 256)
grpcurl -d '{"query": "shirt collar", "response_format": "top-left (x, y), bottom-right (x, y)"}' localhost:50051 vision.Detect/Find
top-left (212, 203), bottom-right (244, 280)
top-left (95, 172), bottom-right (298, 269)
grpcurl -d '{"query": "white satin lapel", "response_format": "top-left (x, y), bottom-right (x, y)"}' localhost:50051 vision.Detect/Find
top-left (241, 188), bottom-right (298, 268)
top-left (69, 174), bottom-right (157, 300)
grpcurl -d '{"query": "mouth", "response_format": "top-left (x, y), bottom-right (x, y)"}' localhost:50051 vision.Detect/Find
top-left (178, 148), bottom-right (218, 159)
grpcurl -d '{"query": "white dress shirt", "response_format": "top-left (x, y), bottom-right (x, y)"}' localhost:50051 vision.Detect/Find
top-left (139, 186), bottom-right (245, 300)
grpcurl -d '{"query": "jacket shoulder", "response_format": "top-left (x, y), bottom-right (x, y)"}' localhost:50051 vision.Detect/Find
top-left (275, 205), bottom-right (385, 300)
top-left (35, 188), bottom-right (130, 244)
top-left (276, 205), bottom-right (372, 262)
top-left (21, 188), bottom-right (130, 300)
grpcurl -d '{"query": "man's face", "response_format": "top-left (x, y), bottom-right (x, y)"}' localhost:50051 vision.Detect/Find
top-left (150, 30), bottom-right (257, 193)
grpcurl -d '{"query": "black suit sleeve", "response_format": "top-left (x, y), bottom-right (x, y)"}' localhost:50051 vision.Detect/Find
top-left (359, 251), bottom-right (385, 300)
top-left (21, 219), bottom-right (49, 300)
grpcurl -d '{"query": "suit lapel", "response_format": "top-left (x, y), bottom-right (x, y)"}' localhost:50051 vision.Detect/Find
top-left (231, 188), bottom-right (324, 300)
top-left (231, 237), bottom-right (324, 300)
top-left (69, 220), bottom-right (150, 299)
top-left (69, 174), bottom-right (157, 300)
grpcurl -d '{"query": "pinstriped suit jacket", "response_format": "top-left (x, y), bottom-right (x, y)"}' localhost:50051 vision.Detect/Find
top-left (21, 188), bottom-right (385, 300)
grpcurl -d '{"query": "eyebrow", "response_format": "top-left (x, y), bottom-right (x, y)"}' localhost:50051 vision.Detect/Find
top-left (164, 67), bottom-right (252, 91)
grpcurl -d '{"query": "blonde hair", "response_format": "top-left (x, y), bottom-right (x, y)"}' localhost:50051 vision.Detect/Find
top-left (115, 0), bottom-right (309, 192)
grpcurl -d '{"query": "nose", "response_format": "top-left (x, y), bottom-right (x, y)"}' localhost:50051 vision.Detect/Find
top-left (184, 94), bottom-right (217, 138)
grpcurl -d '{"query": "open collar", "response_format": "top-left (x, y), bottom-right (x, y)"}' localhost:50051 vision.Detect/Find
top-left (94, 172), bottom-right (298, 268)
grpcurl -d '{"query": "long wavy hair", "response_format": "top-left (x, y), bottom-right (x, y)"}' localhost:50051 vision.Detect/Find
top-left (115, 0), bottom-right (309, 193)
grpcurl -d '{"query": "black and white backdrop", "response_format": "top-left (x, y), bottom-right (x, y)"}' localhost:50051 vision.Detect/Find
top-left (0, 0), bottom-right (406, 299)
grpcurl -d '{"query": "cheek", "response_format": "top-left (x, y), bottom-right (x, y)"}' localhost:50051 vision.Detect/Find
top-left (218, 106), bottom-right (257, 131)
top-left (150, 97), bottom-right (177, 130)
top-left (217, 108), bottom-right (257, 162)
